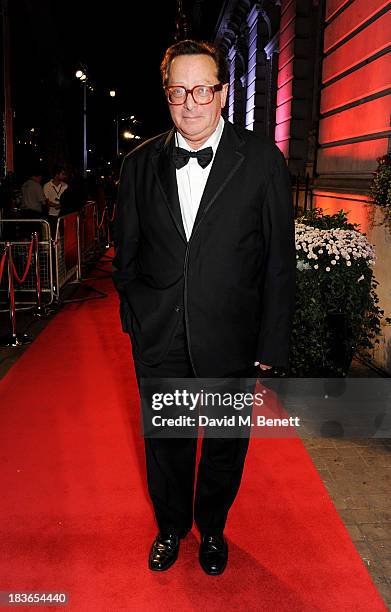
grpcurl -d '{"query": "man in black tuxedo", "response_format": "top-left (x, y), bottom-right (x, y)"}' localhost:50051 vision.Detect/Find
top-left (112, 40), bottom-right (296, 575)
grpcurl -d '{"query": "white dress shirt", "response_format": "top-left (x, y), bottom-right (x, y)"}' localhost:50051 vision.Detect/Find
top-left (176, 116), bottom-right (224, 241)
top-left (20, 179), bottom-right (46, 213)
top-left (43, 180), bottom-right (68, 216)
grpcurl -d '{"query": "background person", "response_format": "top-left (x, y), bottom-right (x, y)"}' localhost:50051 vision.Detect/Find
top-left (20, 168), bottom-right (46, 219)
top-left (44, 165), bottom-right (68, 236)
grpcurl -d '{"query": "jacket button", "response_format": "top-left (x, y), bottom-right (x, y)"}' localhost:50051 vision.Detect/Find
top-left (175, 306), bottom-right (181, 312)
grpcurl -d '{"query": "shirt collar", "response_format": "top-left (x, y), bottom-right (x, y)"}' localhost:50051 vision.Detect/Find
top-left (176, 115), bottom-right (225, 153)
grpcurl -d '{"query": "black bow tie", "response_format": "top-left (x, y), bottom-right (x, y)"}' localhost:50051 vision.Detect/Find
top-left (172, 146), bottom-right (213, 170)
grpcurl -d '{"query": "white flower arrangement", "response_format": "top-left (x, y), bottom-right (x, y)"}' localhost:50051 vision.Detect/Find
top-left (290, 210), bottom-right (387, 376)
top-left (295, 223), bottom-right (375, 273)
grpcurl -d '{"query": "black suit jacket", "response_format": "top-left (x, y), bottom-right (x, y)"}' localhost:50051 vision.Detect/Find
top-left (112, 120), bottom-right (296, 377)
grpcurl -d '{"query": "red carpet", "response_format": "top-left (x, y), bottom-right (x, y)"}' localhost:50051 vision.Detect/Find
top-left (0, 253), bottom-right (386, 611)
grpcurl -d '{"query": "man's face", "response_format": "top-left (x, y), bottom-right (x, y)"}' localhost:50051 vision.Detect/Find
top-left (57, 171), bottom-right (67, 182)
top-left (167, 54), bottom-right (228, 148)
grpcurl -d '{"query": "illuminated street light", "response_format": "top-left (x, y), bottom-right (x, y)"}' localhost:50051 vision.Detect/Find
top-left (75, 67), bottom-right (88, 176)
top-left (109, 91), bottom-right (119, 157)
top-left (123, 131), bottom-right (134, 139)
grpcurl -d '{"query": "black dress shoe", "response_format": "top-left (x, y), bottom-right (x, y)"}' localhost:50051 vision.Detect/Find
top-left (199, 534), bottom-right (228, 575)
top-left (148, 532), bottom-right (180, 571)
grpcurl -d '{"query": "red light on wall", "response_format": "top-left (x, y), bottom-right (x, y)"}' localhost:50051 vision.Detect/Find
top-left (313, 192), bottom-right (371, 233)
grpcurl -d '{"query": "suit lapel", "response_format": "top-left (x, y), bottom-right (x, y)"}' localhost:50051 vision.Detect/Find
top-left (151, 122), bottom-right (245, 243)
top-left (152, 129), bottom-right (187, 243)
top-left (192, 121), bottom-right (245, 235)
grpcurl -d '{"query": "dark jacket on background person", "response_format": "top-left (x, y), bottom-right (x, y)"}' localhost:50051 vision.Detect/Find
top-left (112, 120), bottom-right (296, 377)
top-left (59, 179), bottom-right (87, 215)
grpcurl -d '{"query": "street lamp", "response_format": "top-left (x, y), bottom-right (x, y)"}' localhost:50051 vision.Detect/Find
top-left (76, 69), bottom-right (88, 177)
top-left (109, 90), bottom-right (119, 158)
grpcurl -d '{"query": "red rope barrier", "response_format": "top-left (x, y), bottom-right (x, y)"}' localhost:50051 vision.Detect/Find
top-left (109, 203), bottom-right (116, 223)
top-left (10, 237), bottom-right (35, 284)
top-left (97, 207), bottom-right (107, 230)
top-left (0, 247), bottom-right (8, 285)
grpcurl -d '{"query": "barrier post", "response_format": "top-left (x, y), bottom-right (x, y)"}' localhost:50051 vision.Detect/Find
top-left (54, 218), bottom-right (60, 300)
top-left (32, 231), bottom-right (54, 317)
top-left (76, 214), bottom-right (82, 281)
top-left (101, 202), bottom-right (115, 263)
top-left (34, 232), bottom-right (41, 311)
top-left (0, 242), bottom-right (32, 347)
top-left (105, 206), bottom-right (110, 249)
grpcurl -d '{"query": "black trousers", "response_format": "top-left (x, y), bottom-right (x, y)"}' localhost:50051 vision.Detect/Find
top-left (133, 317), bottom-right (251, 536)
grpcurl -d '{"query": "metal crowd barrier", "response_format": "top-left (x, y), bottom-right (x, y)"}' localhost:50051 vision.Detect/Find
top-left (54, 211), bottom-right (80, 299)
top-left (80, 200), bottom-right (96, 264)
top-left (0, 200), bottom-right (116, 344)
top-left (0, 236), bottom-right (36, 345)
top-left (0, 219), bottom-right (54, 309)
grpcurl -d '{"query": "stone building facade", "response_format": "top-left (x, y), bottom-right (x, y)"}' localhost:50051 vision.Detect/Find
top-left (215, 0), bottom-right (391, 372)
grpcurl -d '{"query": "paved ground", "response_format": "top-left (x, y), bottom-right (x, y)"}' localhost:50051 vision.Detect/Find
top-left (1, 293), bottom-right (390, 607)
top-left (303, 437), bottom-right (391, 607)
